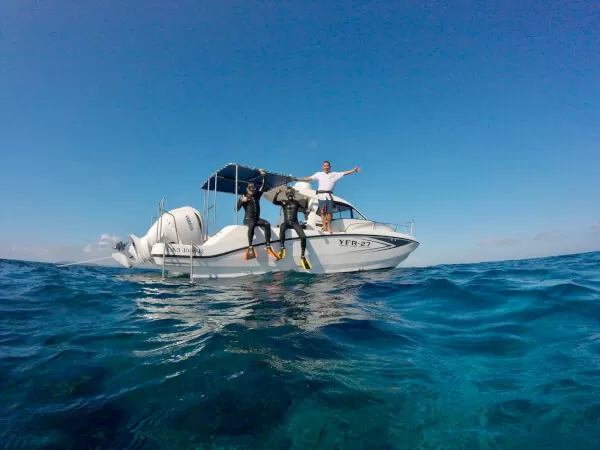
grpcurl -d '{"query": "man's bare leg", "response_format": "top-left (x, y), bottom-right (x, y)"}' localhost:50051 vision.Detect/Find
top-left (321, 207), bottom-right (328, 232)
top-left (324, 211), bottom-right (332, 232)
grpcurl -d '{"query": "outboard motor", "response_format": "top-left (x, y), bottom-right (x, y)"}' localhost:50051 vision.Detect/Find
top-left (114, 206), bottom-right (204, 267)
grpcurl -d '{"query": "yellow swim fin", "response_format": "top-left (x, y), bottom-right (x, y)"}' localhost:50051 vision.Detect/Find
top-left (300, 256), bottom-right (312, 270)
top-left (278, 247), bottom-right (287, 260)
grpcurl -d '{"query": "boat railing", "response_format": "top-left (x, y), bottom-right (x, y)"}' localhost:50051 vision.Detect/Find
top-left (344, 219), bottom-right (414, 237)
top-left (156, 197), bottom-right (165, 242)
top-left (155, 196), bottom-right (181, 278)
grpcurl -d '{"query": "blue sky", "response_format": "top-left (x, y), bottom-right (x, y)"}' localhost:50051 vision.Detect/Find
top-left (1, 0), bottom-right (599, 266)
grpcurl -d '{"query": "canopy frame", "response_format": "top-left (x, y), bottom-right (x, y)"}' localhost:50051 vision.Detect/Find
top-left (200, 163), bottom-right (295, 234)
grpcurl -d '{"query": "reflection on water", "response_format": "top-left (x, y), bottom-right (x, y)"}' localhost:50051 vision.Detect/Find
top-left (127, 271), bottom-right (386, 360)
top-left (119, 270), bottom-right (424, 386)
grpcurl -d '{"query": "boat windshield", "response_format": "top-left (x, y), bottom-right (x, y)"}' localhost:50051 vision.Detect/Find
top-left (315, 200), bottom-right (367, 220)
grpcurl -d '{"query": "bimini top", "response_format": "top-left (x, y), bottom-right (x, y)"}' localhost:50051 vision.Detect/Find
top-left (200, 163), bottom-right (295, 195)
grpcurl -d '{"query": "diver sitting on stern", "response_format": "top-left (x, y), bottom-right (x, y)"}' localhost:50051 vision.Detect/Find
top-left (272, 186), bottom-right (311, 270)
top-left (236, 169), bottom-right (279, 260)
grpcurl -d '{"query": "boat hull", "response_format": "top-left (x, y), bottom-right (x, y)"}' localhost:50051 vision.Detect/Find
top-left (132, 225), bottom-right (419, 279)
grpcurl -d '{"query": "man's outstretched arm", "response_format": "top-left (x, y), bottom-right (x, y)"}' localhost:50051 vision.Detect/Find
top-left (342, 167), bottom-right (360, 176)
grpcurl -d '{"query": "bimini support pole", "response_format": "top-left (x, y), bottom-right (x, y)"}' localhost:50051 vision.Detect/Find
top-left (203, 182), bottom-right (209, 238)
top-left (213, 173), bottom-right (218, 233)
top-left (234, 164), bottom-right (238, 225)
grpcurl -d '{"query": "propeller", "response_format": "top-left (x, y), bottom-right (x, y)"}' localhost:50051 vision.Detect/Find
top-left (113, 241), bottom-right (128, 252)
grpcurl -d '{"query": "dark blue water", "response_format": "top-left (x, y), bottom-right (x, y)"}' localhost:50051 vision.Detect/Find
top-left (1, 252), bottom-right (600, 449)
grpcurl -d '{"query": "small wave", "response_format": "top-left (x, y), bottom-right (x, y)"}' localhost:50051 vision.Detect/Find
top-left (321, 318), bottom-right (420, 350)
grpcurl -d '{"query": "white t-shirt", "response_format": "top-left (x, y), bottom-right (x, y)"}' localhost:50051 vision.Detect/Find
top-left (311, 171), bottom-right (344, 198)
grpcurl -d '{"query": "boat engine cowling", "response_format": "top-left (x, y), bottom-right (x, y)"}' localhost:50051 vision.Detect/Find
top-left (127, 206), bottom-right (204, 264)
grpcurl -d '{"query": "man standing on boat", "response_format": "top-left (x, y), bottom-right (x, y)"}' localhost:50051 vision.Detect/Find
top-left (294, 161), bottom-right (360, 233)
top-left (237, 169), bottom-right (279, 260)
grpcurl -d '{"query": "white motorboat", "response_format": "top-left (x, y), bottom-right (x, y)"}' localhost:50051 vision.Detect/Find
top-left (111, 163), bottom-right (419, 278)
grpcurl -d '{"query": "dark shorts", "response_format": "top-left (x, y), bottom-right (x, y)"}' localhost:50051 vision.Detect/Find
top-left (318, 198), bottom-right (333, 213)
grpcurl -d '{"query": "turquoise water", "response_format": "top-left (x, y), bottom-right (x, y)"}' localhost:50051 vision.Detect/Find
top-left (1, 252), bottom-right (600, 448)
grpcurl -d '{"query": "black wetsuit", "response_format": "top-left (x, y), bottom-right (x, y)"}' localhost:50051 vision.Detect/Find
top-left (236, 175), bottom-right (272, 247)
top-left (273, 192), bottom-right (309, 255)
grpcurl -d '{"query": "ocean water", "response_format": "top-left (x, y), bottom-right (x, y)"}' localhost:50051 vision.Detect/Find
top-left (1, 252), bottom-right (600, 449)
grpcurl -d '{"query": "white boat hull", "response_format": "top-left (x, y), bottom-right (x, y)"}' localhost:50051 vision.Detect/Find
top-left (122, 224), bottom-right (419, 279)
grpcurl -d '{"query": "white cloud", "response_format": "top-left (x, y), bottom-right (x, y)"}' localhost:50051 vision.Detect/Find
top-left (97, 234), bottom-right (120, 248)
top-left (478, 237), bottom-right (519, 246)
top-left (79, 233), bottom-right (122, 259)
top-left (404, 223), bottom-right (600, 267)
top-left (534, 230), bottom-right (568, 242)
